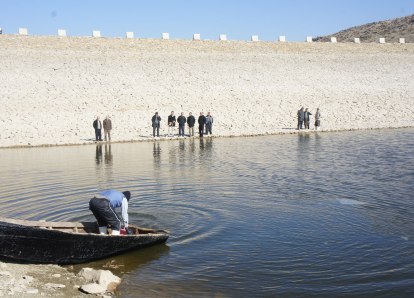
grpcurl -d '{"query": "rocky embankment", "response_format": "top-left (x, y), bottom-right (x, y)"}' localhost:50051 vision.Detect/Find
top-left (314, 13), bottom-right (414, 42)
top-left (0, 261), bottom-right (121, 297)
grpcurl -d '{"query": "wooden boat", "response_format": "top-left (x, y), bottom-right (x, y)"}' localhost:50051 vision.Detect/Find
top-left (0, 217), bottom-right (169, 264)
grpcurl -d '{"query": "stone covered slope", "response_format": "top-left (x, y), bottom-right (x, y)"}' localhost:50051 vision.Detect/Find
top-left (0, 35), bottom-right (414, 147)
top-left (314, 14), bottom-right (414, 42)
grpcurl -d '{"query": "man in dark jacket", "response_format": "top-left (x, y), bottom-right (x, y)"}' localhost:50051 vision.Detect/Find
top-left (103, 116), bottom-right (112, 141)
top-left (304, 108), bottom-right (312, 129)
top-left (297, 107), bottom-right (304, 130)
top-left (151, 112), bottom-right (161, 137)
top-left (93, 116), bottom-right (102, 141)
top-left (177, 112), bottom-right (187, 137)
top-left (205, 112), bottom-right (214, 135)
top-left (187, 112), bottom-right (196, 136)
top-left (167, 111), bottom-right (176, 136)
top-left (198, 112), bottom-right (206, 137)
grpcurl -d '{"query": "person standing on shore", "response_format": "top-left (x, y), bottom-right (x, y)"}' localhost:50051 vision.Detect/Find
top-left (168, 111), bottom-right (176, 136)
top-left (103, 116), bottom-right (112, 141)
top-left (187, 112), bottom-right (196, 137)
top-left (198, 112), bottom-right (206, 137)
top-left (304, 108), bottom-right (312, 129)
top-left (297, 107), bottom-right (304, 130)
top-left (93, 116), bottom-right (103, 141)
top-left (205, 112), bottom-right (214, 135)
top-left (152, 112), bottom-right (161, 137)
top-left (315, 108), bottom-right (321, 130)
top-left (177, 112), bottom-right (187, 137)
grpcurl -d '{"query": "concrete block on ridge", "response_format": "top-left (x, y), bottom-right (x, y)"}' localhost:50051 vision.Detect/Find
top-left (58, 29), bottom-right (66, 37)
top-left (331, 37), bottom-right (337, 43)
top-left (399, 38), bottom-right (405, 44)
top-left (306, 36), bottom-right (313, 43)
top-left (251, 35), bottom-right (259, 42)
top-left (162, 32), bottom-right (170, 40)
top-left (126, 32), bottom-right (134, 38)
top-left (379, 38), bottom-right (386, 44)
top-left (354, 38), bottom-right (360, 43)
top-left (193, 33), bottom-right (201, 40)
top-left (92, 30), bottom-right (101, 37)
top-left (278, 36), bottom-right (286, 42)
top-left (19, 28), bottom-right (28, 35)
top-left (219, 34), bottom-right (227, 41)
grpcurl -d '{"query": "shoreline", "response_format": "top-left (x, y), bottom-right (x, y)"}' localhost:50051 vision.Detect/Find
top-left (0, 126), bottom-right (412, 150)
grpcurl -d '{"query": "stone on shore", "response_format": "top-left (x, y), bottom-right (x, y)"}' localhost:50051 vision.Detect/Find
top-left (78, 267), bottom-right (121, 294)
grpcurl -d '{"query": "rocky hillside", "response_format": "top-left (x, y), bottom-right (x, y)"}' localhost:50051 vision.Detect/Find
top-left (314, 14), bottom-right (414, 43)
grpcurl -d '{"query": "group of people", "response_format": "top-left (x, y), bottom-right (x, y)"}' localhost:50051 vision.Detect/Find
top-left (93, 116), bottom-right (113, 141)
top-left (92, 107), bottom-right (322, 143)
top-left (297, 107), bottom-right (321, 130)
top-left (152, 111), bottom-right (214, 138)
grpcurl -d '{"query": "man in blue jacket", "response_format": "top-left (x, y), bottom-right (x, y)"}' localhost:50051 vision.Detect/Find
top-left (89, 189), bottom-right (130, 235)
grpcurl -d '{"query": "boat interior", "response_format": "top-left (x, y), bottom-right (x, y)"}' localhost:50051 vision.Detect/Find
top-left (0, 217), bottom-right (160, 235)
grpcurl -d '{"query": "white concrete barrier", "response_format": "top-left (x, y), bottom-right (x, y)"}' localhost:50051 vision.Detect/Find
top-left (251, 35), bottom-right (259, 42)
top-left (162, 32), bottom-right (169, 40)
top-left (219, 34), bottom-right (227, 41)
top-left (92, 30), bottom-right (101, 37)
top-left (399, 38), bottom-right (405, 44)
top-left (331, 37), bottom-right (337, 43)
top-left (126, 32), bottom-right (134, 38)
top-left (0, 27), bottom-right (2, 34)
top-left (19, 28), bottom-right (28, 35)
top-left (193, 33), bottom-right (201, 40)
top-left (379, 38), bottom-right (385, 44)
top-left (58, 29), bottom-right (66, 37)
top-left (306, 36), bottom-right (313, 43)
top-left (354, 38), bottom-right (360, 43)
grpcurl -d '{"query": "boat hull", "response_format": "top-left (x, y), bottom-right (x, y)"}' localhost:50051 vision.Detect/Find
top-left (0, 218), bottom-right (169, 264)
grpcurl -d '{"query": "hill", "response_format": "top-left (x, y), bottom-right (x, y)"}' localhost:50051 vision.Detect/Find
top-left (314, 14), bottom-right (414, 43)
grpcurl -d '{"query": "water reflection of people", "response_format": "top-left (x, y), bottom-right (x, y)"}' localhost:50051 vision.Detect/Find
top-left (179, 139), bottom-right (185, 151)
top-left (153, 142), bottom-right (161, 158)
top-left (104, 144), bottom-right (113, 165)
top-left (200, 137), bottom-right (213, 151)
top-left (95, 144), bottom-right (103, 165)
top-left (153, 142), bottom-right (161, 169)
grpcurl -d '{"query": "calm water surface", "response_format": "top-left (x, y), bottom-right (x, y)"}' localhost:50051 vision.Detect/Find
top-left (1, 129), bottom-right (414, 297)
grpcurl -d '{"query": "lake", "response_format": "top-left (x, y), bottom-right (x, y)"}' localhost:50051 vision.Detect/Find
top-left (0, 129), bottom-right (413, 297)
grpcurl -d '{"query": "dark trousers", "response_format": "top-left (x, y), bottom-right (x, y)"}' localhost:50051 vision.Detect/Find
top-left (179, 125), bottom-right (185, 136)
top-left (89, 197), bottom-right (121, 230)
top-left (206, 123), bottom-right (212, 135)
top-left (153, 126), bottom-right (160, 137)
top-left (199, 125), bottom-right (204, 137)
top-left (95, 129), bottom-right (102, 141)
top-left (304, 120), bottom-right (310, 129)
top-left (297, 120), bottom-right (303, 130)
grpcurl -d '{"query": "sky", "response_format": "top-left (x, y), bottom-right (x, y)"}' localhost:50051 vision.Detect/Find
top-left (0, 0), bottom-right (413, 41)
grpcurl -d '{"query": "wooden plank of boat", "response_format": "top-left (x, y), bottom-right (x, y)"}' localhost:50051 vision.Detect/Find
top-left (0, 217), bottom-right (169, 264)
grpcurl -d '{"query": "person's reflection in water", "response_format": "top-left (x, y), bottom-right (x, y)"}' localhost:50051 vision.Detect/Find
top-left (189, 137), bottom-right (195, 153)
top-left (104, 144), bottom-right (113, 165)
top-left (153, 142), bottom-right (161, 169)
top-left (95, 144), bottom-right (103, 165)
top-left (179, 139), bottom-right (185, 151)
top-left (205, 137), bottom-right (213, 150)
top-left (199, 137), bottom-right (205, 150)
